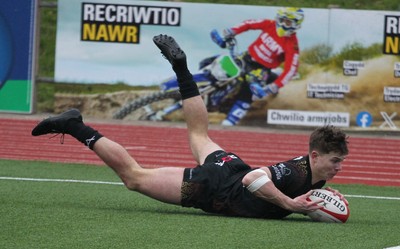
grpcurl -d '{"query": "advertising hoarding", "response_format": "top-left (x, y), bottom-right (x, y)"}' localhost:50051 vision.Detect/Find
top-left (55, 0), bottom-right (400, 128)
top-left (0, 0), bottom-right (37, 113)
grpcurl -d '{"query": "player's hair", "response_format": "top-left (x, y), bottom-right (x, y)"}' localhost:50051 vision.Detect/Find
top-left (309, 126), bottom-right (349, 155)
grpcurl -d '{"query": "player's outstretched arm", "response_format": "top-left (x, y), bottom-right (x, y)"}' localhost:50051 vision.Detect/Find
top-left (242, 169), bottom-right (322, 213)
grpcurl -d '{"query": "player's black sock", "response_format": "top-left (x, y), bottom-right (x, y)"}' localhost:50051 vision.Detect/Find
top-left (174, 68), bottom-right (200, 100)
top-left (65, 120), bottom-right (103, 150)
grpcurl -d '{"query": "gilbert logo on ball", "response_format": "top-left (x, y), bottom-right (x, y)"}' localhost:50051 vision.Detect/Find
top-left (306, 189), bottom-right (350, 223)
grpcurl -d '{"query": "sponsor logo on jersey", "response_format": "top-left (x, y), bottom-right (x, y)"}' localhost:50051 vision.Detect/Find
top-left (215, 154), bottom-right (238, 167)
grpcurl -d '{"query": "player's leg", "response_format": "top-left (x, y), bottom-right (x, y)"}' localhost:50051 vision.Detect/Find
top-left (31, 109), bottom-right (184, 204)
top-left (181, 96), bottom-right (222, 164)
top-left (153, 34), bottom-right (223, 164)
top-left (92, 137), bottom-right (184, 204)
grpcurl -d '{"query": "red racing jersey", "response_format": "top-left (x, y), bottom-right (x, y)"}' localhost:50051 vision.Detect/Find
top-left (231, 19), bottom-right (300, 88)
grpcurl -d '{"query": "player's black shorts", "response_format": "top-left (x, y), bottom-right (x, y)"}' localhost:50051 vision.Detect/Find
top-left (181, 150), bottom-right (251, 213)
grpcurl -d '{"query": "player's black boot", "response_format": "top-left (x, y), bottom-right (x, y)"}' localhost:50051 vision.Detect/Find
top-left (32, 109), bottom-right (82, 136)
top-left (153, 34), bottom-right (199, 100)
top-left (32, 109), bottom-right (103, 149)
top-left (153, 34), bottom-right (187, 70)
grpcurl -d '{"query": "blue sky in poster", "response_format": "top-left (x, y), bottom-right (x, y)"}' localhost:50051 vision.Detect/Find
top-left (55, 0), bottom-right (397, 86)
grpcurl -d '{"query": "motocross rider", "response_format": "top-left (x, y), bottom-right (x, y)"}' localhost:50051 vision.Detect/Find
top-left (221, 7), bottom-right (304, 126)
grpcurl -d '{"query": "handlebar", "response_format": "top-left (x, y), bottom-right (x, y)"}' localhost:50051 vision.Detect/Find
top-left (210, 29), bottom-right (237, 57)
top-left (210, 29), bottom-right (226, 48)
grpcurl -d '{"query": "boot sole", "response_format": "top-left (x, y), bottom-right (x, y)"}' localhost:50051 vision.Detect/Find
top-left (153, 34), bottom-right (186, 63)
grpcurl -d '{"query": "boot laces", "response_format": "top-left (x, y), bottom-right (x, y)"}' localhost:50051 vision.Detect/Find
top-left (49, 133), bottom-right (65, 144)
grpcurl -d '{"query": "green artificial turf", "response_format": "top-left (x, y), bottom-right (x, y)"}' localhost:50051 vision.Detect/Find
top-left (1, 159), bottom-right (399, 249)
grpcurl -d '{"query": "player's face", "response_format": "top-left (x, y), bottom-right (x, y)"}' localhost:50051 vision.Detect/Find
top-left (313, 151), bottom-right (346, 181)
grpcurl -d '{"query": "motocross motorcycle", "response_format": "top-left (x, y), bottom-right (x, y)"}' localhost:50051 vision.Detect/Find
top-left (113, 30), bottom-right (280, 121)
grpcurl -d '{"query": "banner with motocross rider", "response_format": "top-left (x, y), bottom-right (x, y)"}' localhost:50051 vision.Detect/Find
top-left (55, 0), bottom-right (400, 129)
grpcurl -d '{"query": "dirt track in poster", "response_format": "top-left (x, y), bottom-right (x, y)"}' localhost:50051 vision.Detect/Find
top-left (244, 56), bottom-right (399, 127)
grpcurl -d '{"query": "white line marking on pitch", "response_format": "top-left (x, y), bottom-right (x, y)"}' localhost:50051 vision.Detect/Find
top-left (1, 176), bottom-right (400, 200)
top-left (335, 176), bottom-right (400, 183)
top-left (345, 194), bottom-right (400, 200)
top-left (0, 176), bottom-right (123, 185)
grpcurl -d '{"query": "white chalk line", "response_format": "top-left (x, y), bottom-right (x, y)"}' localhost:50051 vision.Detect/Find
top-left (0, 176), bottom-right (123, 185)
top-left (335, 175), bottom-right (400, 183)
top-left (1, 176), bottom-right (400, 201)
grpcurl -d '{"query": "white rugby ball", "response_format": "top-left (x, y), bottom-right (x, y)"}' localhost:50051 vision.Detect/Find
top-left (306, 189), bottom-right (350, 223)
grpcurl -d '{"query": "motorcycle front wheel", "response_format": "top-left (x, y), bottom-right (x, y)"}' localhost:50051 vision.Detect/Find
top-left (112, 90), bottom-right (181, 120)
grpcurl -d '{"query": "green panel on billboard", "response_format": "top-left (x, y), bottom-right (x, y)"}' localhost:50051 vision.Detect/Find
top-left (0, 80), bottom-right (32, 112)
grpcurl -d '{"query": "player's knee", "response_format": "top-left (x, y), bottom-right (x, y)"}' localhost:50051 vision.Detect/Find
top-left (119, 170), bottom-right (143, 191)
top-left (123, 178), bottom-right (141, 191)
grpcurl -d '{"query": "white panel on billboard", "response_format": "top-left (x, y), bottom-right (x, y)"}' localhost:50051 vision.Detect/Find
top-left (267, 109), bottom-right (350, 127)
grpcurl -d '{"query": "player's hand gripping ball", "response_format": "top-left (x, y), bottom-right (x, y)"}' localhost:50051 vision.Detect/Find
top-left (307, 189), bottom-right (350, 223)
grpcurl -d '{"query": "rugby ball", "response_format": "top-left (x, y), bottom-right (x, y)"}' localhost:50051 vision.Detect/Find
top-left (306, 189), bottom-right (350, 223)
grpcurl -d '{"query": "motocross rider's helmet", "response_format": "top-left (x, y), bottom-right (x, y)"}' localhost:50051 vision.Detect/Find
top-left (275, 7), bottom-right (304, 37)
